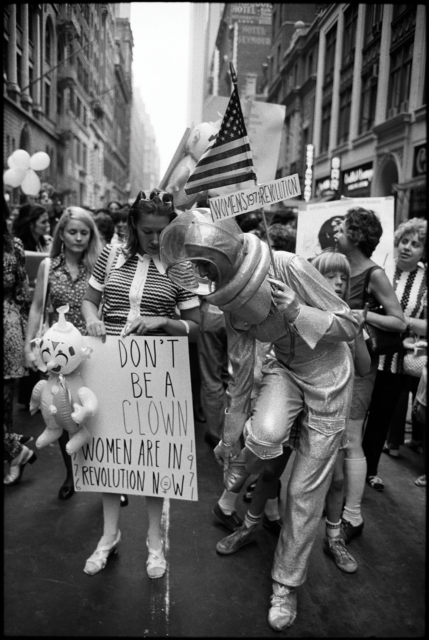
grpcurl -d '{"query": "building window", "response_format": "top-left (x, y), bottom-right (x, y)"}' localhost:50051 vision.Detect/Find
top-left (321, 103), bottom-right (331, 152)
top-left (3, 35), bottom-right (8, 80)
top-left (387, 39), bottom-right (414, 116)
top-left (17, 51), bottom-right (22, 88)
top-left (338, 87), bottom-right (352, 143)
top-left (57, 90), bottom-right (63, 116)
top-left (342, 4), bottom-right (358, 65)
top-left (364, 4), bottom-right (383, 44)
top-left (307, 51), bottom-right (314, 76)
top-left (28, 65), bottom-right (34, 99)
top-left (324, 24), bottom-right (337, 82)
top-left (45, 19), bottom-right (53, 65)
top-left (277, 44), bottom-right (281, 72)
top-left (44, 81), bottom-right (51, 116)
top-left (359, 69), bottom-right (378, 133)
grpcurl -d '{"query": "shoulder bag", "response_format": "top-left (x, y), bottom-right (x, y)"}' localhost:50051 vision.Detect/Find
top-left (362, 266), bottom-right (403, 357)
top-left (36, 258), bottom-right (51, 339)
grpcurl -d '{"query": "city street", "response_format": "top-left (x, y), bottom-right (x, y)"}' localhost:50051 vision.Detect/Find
top-left (4, 394), bottom-right (426, 637)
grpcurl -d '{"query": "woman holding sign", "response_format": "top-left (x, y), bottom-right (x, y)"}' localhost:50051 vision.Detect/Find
top-left (81, 189), bottom-right (200, 578)
top-left (159, 209), bottom-right (360, 631)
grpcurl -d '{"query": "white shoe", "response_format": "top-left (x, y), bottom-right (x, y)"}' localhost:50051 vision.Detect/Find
top-left (267, 581), bottom-right (297, 631)
top-left (84, 531), bottom-right (121, 576)
top-left (146, 539), bottom-right (166, 579)
top-left (4, 446), bottom-right (37, 485)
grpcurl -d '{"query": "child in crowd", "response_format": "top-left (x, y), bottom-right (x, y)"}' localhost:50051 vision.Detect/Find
top-left (311, 251), bottom-right (371, 573)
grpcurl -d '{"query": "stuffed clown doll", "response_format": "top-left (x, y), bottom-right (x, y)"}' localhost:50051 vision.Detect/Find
top-left (30, 305), bottom-right (98, 456)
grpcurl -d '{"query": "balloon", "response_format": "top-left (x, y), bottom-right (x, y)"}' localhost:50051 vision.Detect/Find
top-left (9, 149), bottom-right (31, 171)
top-left (30, 151), bottom-right (51, 171)
top-left (3, 168), bottom-right (26, 188)
top-left (21, 169), bottom-right (41, 196)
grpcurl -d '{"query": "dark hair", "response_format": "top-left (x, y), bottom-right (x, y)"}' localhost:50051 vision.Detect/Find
top-left (113, 208), bottom-right (128, 223)
top-left (12, 203), bottom-right (50, 251)
top-left (107, 201), bottom-right (122, 210)
top-left (124, 189), bottom-right (176, 258)
top-left (263, 223), bottom-right (296, 253)
top-left (237, 211), bottom-right (262, 233)
top-left (344, 207), bottom-right (382, 257)
top-left (270, 211), bottom-right (297, 227)
top-left (318, 215), bottom-right (344, 251)
top-left (93, 212), bottom-right (115, 244)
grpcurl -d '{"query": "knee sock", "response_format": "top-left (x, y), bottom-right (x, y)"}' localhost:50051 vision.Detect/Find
top-left (218, 489), bottom-right (239, 515)
top-left (342, 457), bottom-right (367, 526)
top-left (264, 498), bottom-right (280, 521)
top-left (325, 518), bottom-right (341, 539)
top-left (244, 511), bottom-right (261, 529)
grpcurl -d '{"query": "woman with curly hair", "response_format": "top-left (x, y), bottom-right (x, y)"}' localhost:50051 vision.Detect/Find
top-left (334, 207), bottom-right (405, 543)
top-left (363, 217), bottom-right (427, 490)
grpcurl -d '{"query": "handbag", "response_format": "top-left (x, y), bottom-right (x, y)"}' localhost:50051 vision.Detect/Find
top-left (362, 267), bottom-right (403, 357)
top-left (36, 257), bottom-right (51, 339)
top-left (399, 338), bottom-right (427, 377)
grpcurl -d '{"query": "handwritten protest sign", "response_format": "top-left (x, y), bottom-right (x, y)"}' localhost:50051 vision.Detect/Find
top-left (209, 174), bottom-right (301, 222)
top-left (72, 336), bottom-right (198, 501)
top-left (296, 197), bottom-right (395, 283)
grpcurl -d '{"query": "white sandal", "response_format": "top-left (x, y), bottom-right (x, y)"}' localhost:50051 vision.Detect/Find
top-left (84, 531), bottom-right (121, 576)
top-left (146, 539), bottom-right (166, 579)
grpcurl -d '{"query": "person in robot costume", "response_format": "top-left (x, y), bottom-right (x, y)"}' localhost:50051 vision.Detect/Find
top-left (160, 209), bottom-right (360, 631)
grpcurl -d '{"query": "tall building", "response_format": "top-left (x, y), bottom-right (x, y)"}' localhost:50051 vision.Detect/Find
top-left (3, 3), bottom-right (133, 209)
top-left (130, 87), bottom-right (160, 197)
top-left (268, 3), bottom-right (426, 224)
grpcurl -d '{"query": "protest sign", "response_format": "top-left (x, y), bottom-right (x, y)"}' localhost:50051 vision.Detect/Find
top-left (72, 336), bottom-right (198, 501)
top-left (296, 197), bottom-right (395, 283)
top-left (209, 174), bottom-right (301, 222)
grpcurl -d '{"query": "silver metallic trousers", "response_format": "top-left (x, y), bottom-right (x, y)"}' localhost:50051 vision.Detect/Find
top-left (244, 360), bottom-right (350, 586)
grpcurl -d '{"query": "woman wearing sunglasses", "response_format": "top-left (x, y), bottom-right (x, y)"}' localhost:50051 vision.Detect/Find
top-left (81, 189), bottom-right (200, 578)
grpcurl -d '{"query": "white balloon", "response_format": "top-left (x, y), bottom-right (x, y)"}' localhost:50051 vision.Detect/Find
top-left (9, 149), bottom-right (31, 171)
top-left (21, 169), bottom-right (41, 196)
top-left (3, 168), bottom-right (26, 188)
top-left (30, 151), bottom-right (51, 171)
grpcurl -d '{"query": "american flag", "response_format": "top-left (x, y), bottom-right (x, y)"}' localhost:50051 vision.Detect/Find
top-left (184, 64), bottom-right (257, 195)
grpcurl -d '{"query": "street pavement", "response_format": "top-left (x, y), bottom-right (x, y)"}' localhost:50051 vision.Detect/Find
top-left (4, 393), bottom-right (426, 637)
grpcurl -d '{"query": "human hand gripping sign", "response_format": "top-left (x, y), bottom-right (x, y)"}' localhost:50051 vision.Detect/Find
top-left (268, 277), bottom-right (301, 323)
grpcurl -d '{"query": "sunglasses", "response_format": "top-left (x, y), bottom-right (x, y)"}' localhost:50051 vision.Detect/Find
top-left (137, 190), bottom-right (173, 204)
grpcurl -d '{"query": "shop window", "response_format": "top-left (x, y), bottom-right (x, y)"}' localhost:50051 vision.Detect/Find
top-left (338, 87), bottom-right (352, 143)
top-left (321, 102), bottom-right (331, 152)
top-left (409, 187), bottom-right (426, 217)
top-left (387, 39), bottom-right (413, 117)
top-left (359, 70), bottom-right (378, 133)
top-left (342, 4), bottom-right (358, 65)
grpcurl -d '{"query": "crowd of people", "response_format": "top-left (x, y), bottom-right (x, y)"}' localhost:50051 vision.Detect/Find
top-left (3, 190), bottom-right (426, 632)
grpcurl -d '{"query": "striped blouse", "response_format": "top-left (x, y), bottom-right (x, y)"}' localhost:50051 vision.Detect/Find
top-left (89, 244), bottom-right (199, 336)
top-left (379, 261), bottom-right (427, 374)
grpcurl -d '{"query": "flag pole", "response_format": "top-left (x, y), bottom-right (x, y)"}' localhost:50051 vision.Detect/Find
top-left (229, 62), bottom-right (279, 280)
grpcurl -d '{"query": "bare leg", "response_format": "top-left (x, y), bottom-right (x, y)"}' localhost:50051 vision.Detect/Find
top-left (146, 496), bottom-right (164, 550)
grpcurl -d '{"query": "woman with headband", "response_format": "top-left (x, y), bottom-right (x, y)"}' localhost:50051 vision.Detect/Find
top-left (81, 189), bottom-right (200, 579)
top-left (159, 208), bottom-right (360, 631)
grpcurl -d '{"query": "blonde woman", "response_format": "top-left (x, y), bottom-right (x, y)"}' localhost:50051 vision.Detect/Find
top-left (24, 207), bottom-right (103, 500)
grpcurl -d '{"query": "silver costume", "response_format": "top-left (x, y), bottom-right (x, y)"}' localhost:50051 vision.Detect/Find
top-left (160, 210), bottom-right (359, 587)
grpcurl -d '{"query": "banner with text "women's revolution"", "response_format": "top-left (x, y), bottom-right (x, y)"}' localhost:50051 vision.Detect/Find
top-left (208, 174), bottom-right (301, 222)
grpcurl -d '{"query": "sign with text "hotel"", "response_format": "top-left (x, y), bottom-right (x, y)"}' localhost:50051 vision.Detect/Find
top-left (209, 174), bottom-right (301, 222)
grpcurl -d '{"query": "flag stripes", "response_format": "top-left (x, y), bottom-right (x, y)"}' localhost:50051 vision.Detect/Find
top-left (184, 82), bottom-right (256, 195)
